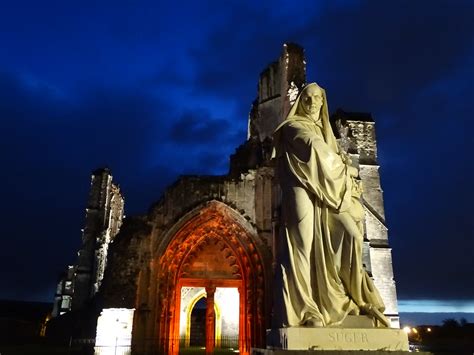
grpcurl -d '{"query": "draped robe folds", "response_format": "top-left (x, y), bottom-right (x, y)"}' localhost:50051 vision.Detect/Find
top-left (273, 114), bottom-right (385, 327)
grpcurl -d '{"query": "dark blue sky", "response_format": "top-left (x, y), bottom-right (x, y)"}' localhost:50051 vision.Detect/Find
top-left (0, 0), bottom-right (472, 315)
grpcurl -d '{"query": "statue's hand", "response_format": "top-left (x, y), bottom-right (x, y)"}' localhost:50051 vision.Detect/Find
top-left (349, 196), bottom-right (365, 222)
top-left (347, 165), bottom-right (358, 177)
top-left (351, 178), bottom-right (363, 197)
top-left (348, 179), bottom-right (364, 221)
top-left (340, 151), bottom-right (352, 165)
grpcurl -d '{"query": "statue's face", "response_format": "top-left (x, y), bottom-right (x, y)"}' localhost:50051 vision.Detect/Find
top-left (300, 85), bottom-right (323, 118)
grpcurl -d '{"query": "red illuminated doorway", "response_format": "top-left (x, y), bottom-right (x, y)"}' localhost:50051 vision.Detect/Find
top-left (154, 201), bottom-right (267, 355)
top-left (177, 279), bottom-right (242, 354)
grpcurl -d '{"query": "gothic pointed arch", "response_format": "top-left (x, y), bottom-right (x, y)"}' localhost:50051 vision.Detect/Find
top-left (152, 200), bottom-right (269, 355)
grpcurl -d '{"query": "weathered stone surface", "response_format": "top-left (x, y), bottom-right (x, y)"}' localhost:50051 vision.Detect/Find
top-left (267, 327), bottom-right (409, 351)
top-left (370, 248), bottom-right (398, 317)
top-left (249, 43), bottom-right (305, 142)
top-left (100, 216), bottom-right (151, 308)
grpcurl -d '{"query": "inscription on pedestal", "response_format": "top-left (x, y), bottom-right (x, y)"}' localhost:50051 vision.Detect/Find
top-left (268, 327), bottom-right (409, 351)
top-left (328, 331), bottom-right (369, 343)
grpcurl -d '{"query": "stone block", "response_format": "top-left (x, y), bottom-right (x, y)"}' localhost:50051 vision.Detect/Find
top-left (266, 327), bottom-right (409, 351)
top-left (339, 315), bottom-right (375, 328)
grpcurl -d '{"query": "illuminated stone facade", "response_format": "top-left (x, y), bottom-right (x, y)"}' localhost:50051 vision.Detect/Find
top-left (101, 183), bottom-right (272, 354)
top-left (51, 44), bottom-right (401, 353)
top-left (52, 168), bottom-right (124, 317)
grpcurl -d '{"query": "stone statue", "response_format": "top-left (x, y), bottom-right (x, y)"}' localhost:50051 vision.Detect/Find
top-left (272, 83), bottom-right (389, 328)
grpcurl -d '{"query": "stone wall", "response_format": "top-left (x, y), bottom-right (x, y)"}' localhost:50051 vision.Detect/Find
top-left (248, 43), bottom-right (305, 142)
top-left (99, 168), bottom-right (275, 313)
top-left (100, 216), bottom-right (151, 308)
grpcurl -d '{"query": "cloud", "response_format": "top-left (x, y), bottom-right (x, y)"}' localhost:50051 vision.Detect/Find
top-left (376, 46), bottom-right (473, 290)
top-left (187, 3), bottom-right (296, 101)
top-left (187, 0), bottom-right (474, 118)
top-left (169, 110), bottom-right (230, 144)
top-left (301, 0), bottom-right (474, 111)
top-left (0, 72), bottom-right (173, 300)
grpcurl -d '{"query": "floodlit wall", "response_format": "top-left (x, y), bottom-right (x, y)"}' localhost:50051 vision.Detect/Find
top-left (95, 308), bottom-right (134, 355)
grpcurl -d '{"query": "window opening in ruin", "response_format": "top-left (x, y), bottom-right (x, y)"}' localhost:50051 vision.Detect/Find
top-left (189, 296), bottom-right (207, 347)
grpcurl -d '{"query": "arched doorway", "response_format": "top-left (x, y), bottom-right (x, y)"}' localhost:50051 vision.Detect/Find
top-left (189, 296), bottom-right (206, 347)
top-left (153, 201), bottom-right (268, 355)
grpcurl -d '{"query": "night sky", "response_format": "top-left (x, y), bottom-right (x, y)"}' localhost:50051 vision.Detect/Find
top-left (1, 1), bottom-right (472, 322)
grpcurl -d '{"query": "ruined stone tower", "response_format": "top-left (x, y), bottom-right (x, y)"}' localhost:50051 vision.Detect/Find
top-left (50, 44), bottom-right (402, 353)
top-left (52, 168), bottom-right (123, 317)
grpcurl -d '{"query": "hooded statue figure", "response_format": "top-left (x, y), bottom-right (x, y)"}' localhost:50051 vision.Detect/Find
top-left (272, 83), bottom-right (389, 328)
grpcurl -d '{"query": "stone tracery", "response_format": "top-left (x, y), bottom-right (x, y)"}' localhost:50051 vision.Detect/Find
top-left (154, 201), bottom-right (267, 355)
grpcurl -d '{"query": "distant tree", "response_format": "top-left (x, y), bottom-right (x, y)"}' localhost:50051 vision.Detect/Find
top-left (459, 318), bottom-right (468, 327)
top-left (442, 318), bottom-right (460, 328)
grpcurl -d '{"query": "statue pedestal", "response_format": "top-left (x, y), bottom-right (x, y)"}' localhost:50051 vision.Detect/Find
top-left (265, 326), bottom-right (409, 351)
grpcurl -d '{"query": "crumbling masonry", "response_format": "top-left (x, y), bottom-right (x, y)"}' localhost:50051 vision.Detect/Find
top-left (50, 44), bottom-right (401, 353)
